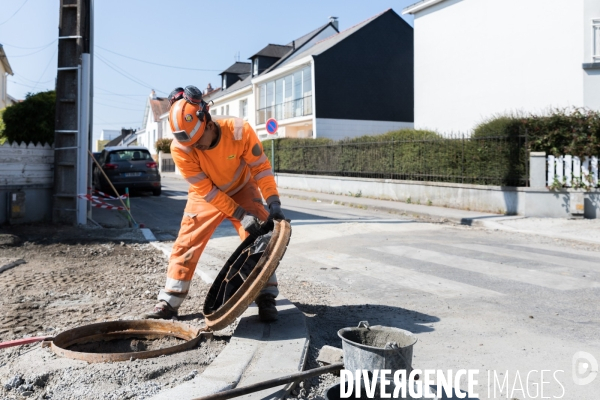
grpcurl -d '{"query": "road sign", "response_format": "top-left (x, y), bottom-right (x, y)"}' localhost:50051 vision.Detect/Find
top-left (266, 118), bottom-right (278, 135)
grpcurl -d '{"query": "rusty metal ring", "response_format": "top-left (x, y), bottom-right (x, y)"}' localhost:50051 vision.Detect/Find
top-left (203, 219), bottom-right (292, 331)
top-left (51, 319), bottom-right (206, 363)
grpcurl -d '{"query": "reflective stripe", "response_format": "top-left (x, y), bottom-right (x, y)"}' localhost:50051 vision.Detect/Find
top-left (254, 169), bottom-right (273, 181)
top-left (218, 160), bottom-right (246, 192)
top-left (171, 101), bottom-right (183, 131)
top-left (185, 171), bottom-right (208, 184)
top-left (227, 171), bottom-right (250, 196)
top-left (205, 185), bottom-right (220, 202)
top-left (164, 277), bottom-right (191, 293)
top-left (233, 205), bottom-right (246, 220)
top-left (233, 118), bottom-right (243, 140)
top-left (173, 140), bottom-right (192, 153)
top-left (158, 290), bottom-right (185, 308)
top-left (249, 154), bottom-right (267, 167)
top-left (188, 118), bottom-right (203, 140)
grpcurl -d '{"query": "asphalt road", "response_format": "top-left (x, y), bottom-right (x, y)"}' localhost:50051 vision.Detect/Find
top-left (132, 175), bottom-right (600, 399)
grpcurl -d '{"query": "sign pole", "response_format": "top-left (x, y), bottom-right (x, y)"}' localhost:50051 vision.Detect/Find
top-left (271, 137), bottom-right (275, 173)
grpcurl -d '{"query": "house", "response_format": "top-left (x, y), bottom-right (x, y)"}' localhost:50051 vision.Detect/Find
top-left (136, 90), bottom-right (170, 155)
top-left (205, 10), bottom-right (415, 140)
top-left (0, 44), bottom-right (15, 110)
top-left (403, 0), bottom-right (600, 134)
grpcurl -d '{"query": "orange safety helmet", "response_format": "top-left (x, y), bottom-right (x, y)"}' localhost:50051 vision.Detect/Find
top-left (169, 98), bottom-right (207, 146)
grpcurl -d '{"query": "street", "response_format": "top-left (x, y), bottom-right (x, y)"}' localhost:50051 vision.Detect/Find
top-left (126, 175), bottom-right (600, 398)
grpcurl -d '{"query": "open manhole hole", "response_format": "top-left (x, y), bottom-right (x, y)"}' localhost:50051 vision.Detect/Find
top-left (51, 319), bottom-right (207, 363)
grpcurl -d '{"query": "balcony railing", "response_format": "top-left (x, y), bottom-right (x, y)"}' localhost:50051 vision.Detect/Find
top-left (256, 95), bottom-right (312, 125)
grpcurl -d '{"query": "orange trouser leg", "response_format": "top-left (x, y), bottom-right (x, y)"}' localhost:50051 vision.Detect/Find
top-left (158, 205), bottom-right (224, 308)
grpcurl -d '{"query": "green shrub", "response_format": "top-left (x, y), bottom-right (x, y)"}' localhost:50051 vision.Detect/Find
top-left (1, 90), bottom-right (56, 145)
top-left (155, 138), bottom-right (172, 153)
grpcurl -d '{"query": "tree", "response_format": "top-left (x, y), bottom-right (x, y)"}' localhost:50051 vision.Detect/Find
top-left (0, 108), bottom-right (6, 145)
top-left (1, 90), bottom-right (56, 145)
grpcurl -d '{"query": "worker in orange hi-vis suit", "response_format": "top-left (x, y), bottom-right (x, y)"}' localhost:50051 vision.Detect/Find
top-left (142, 85), bottom-right (286, 322)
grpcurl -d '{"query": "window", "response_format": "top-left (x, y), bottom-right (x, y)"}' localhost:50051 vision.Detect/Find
top-left (239, 99), bottom-right (248, 118)
top-left (253, 58), bottom-right (259, 76)
top-left (256, 66), bottom-right (313, 123)
top-left (222, 76), bottom-right (227, 90)
top-left (225, 105), bottom-right (229, 115)
top-left (594, 19), bottom-right (600, 62)
top-left (220, 107), bottom-right (224, 115)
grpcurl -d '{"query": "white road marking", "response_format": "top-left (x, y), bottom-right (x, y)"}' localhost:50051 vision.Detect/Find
top-left (372, 246), bottom-right (600, 291)
top-left (511, 243), bottom-right (600, 260)
top-left (451, 243), bottom-right (600, 273)
top-left (290, 221), bottom-right (442, 245)
top-left (302, 251), bottom-right (503, 298)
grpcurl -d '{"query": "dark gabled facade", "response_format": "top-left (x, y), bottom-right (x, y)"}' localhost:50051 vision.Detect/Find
top-left (219, 62), bottom-right (251, 90)
top-left (313, 10), bottom-right (414, 123)
top-left (249, 44), bottom-right (292, 76)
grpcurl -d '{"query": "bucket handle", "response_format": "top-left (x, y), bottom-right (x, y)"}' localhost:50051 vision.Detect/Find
top-left (357, 321), bottom-right (370, 329)
top-left (384, 342), bottom-right (414, 375)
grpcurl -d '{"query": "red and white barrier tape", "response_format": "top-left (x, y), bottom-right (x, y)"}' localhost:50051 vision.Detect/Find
top-left (77, 194), bottom-right (127, 211)
top-left (86, 187), bottom-right (128, 200)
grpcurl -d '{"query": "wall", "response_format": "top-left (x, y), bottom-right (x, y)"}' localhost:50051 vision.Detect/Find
top-left (314, 10), bottom-right (414, 123)
top-left (315, 118), bottom-right (413, 140)
top-left (412, 0), bottom-right (585, 133)
top-left (275, 173), bottom-right (600, 218)
top-left (0, 142), bottom-right (54, 224)
top-left (583, 0), bottom-right (600, 109)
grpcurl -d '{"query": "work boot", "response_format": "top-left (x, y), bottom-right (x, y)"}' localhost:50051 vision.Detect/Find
top-left (140, 300), bottom-right (178, 320)
top-left (255, 294), bottom-right (278, 322)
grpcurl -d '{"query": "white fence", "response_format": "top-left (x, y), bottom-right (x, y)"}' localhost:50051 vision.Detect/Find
top-left (547, 155), bottom-right (599, 188)
top-left (0, 142), bottom-right (54, 187)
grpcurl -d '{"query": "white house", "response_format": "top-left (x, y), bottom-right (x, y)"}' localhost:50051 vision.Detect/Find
top-left (136, 90), bottom-right (169, 156)
top-left (206, 12), bottom-right (415, 141)
top-left (0, 44), bottom-right (15, 110)
top-left (403, 0), bottom-right (600, 134)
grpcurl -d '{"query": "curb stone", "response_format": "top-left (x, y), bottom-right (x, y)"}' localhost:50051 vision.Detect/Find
top-left (145, 229), bottom-right (309, 400)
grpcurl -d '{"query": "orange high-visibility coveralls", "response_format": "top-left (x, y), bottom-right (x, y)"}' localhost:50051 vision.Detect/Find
top-left (158, 117), bottom-right (280, 309)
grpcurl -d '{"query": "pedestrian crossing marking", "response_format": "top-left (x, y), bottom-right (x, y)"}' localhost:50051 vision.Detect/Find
top-left (372, 246), bottom-right (600, 291)
top-left (302, 251), bottom-right (503, 298)
top-left (511, 243), bottom-right (600, 260)
top-left (450, 243), bottom-right (600, 273)
top-left (291, 222), bottom-right (442, 245)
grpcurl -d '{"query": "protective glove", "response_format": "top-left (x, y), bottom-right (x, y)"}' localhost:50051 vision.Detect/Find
top-left (240, 213), bottom-right (263, 237)
top-left (268, 201), bottom-right (286, 221)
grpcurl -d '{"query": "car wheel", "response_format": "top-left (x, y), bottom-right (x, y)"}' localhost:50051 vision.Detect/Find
top-left (152, 187), bottom-right (162, 196)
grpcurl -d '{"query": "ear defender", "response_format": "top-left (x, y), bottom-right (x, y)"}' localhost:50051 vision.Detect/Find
top-left (196, 100), bottom-right (208, 122)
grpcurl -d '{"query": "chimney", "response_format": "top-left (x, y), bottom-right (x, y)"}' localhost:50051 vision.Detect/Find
top-left (150, 89), bottom-right (157, 99)
top-left (205, 83), bottom-right (213, 94)
top-left (329, 16), bottom-right (339, 31)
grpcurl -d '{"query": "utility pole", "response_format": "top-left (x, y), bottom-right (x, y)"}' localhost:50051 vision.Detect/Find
top-left (53, 0), bottom-right (93, 225)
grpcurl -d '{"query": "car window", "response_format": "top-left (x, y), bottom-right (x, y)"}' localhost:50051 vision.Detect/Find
top-left (108, 150), bottom-right (152, 162)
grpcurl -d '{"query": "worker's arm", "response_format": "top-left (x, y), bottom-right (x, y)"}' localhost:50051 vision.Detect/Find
top-left (241, 122), bottom-right (280, 207)
top-left (171, 143), bottom-right (245, 220)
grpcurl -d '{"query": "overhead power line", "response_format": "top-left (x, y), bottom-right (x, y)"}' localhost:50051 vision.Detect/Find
top-left (96, 45), bottom-right (222, 72)
top-left (0, 0), bottom-right (30, 26)
top-left (2, 39), bottom-right (58, 50)
top-left (95, 53), bottom-right (167, 94)
top-left (4, 40), bottom-right (56, 57)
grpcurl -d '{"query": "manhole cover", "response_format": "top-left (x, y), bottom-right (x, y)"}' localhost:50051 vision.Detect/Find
top-left (51, 319), bottom-right (206, 363)
top-left (203, 220), bottom-right (292, 331)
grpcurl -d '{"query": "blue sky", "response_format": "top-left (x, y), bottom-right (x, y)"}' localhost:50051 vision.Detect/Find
top-left (1, 0), bottom-right (415, 141)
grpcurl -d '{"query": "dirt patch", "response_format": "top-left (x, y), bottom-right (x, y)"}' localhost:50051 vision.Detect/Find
top-left (0, 224), bottom-right (232, 399)
top-left (67, 335), bottom-right (186, 354)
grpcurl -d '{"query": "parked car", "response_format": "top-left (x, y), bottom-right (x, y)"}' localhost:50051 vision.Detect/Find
top-left (92, 146), bottom-right (161, 196)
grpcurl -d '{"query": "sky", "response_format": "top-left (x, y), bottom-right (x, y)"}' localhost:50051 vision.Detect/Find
top-left (0, 0), bottom-right (415, 143)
